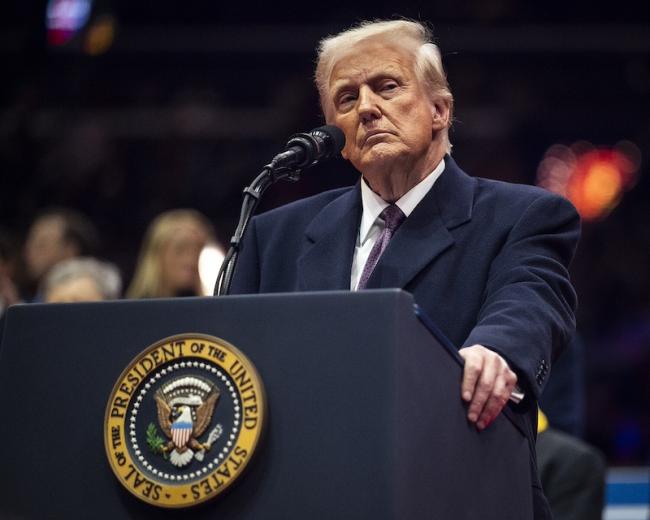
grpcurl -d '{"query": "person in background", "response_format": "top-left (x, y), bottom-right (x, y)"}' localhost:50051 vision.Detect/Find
top-left (0, 229), bottom-right (22, 319)
top-left (536, 409), bottom-right (606, 520)
top-left (127, 209), bottom-right (214, 299)
top-left (23, 208), bottom-right (100, 300)
top-left (537, 334), bottom-right (606, 520)
top-left (42, 257), bottom-right (122, 303)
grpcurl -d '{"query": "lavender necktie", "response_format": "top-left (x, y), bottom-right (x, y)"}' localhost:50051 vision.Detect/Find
top-left (357, 204), bottom-right (406, 289)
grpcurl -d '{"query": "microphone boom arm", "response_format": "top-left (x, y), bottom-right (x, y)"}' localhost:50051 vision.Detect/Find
top-left (213, 164), bottom-right (300, 296)
top-left (213, 125), bottom-right (344, 296)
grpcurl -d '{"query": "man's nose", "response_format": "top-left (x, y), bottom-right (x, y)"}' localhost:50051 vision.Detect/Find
top-left (357, 86), bottom-right (381, 123)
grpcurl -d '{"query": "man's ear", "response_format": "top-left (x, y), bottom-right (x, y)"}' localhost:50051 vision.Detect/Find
top-left (341, 146), bottom-right (349, 160)
top-left (431, 98), bottom-right (451, 131)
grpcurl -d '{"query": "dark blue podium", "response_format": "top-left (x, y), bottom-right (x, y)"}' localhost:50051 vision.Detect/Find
top-left (0, 290), bottom-right (533, 519)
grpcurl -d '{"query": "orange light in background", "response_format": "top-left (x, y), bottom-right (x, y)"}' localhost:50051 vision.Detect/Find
top-left (83, 15), bottom-right (116, 55)
top-left (537, 141), bottom-right (641, 221)
top-left (569, 153), bottom-right (623, 220)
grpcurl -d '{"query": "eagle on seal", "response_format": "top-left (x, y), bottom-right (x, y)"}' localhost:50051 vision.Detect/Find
top-left (154, 377), bottom-right (220, 468)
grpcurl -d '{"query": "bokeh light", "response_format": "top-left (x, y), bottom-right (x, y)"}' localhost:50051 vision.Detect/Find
top-left (198, 243), bottom-right (225, 296)
top-left (46, 0), bottom-right (93, 46)
top-left (537, 141), bottom-right (641, 221)
top-left (83, 15), bottom-right (116, 56)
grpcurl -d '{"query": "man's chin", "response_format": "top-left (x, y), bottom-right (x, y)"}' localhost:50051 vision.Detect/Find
top-left (354, 146), bottom-right (405, 172)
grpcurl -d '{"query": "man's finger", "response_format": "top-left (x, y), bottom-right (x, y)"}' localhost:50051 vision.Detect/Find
top-left (476, 368), bottom-right (517, 429)
top-left (467, 355), bottom-right (498, 423)
top-left (476, 379), bottom-right (509, 429)
top-left (459, 349), bottom-right (483, 402)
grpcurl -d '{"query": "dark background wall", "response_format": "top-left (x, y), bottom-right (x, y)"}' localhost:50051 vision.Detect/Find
top-left (2, 1), bottom-right (649, 464)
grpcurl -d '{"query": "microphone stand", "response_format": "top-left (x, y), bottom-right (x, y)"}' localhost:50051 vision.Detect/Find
top-left (213, 163), bottom-right (301, 296)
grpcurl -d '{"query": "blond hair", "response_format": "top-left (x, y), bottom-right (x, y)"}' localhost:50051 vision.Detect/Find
top-left (315, 19), bottom-right (454, 152)
top-left (127, 209), bottom-right (214, 299)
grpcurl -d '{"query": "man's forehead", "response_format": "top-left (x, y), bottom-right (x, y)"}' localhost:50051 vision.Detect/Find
top-left (329, 41), bottom-right (415, 86)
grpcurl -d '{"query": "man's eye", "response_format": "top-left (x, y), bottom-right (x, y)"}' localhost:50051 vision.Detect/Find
top-left (381, 82), bottom-right (398, 92)
top-left (338, 94), bottom-right (356, 105)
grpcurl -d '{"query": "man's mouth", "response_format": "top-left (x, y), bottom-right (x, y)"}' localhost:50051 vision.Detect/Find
top-left (362, 129), bottom-right (394, 147)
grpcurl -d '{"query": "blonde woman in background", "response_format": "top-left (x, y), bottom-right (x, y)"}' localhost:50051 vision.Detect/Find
top-left (127, 209), bottom-right (216, 299)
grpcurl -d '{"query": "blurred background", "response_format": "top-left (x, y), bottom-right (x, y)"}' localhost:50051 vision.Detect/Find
top-left (1, 0), bottom-right (648, 474)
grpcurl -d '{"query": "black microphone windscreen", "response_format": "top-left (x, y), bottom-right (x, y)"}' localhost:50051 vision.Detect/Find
top-left (313, 125), bottom-right (345, 155)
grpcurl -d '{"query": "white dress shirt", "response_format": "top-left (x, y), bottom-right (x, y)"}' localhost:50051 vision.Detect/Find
top-left (350, 158), bottom-right (446, 290)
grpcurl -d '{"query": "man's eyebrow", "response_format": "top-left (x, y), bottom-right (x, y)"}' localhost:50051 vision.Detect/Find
top-left (330, 68), bottom-right (405, 98)
top-left (330, 79), bottom-right (354, 98)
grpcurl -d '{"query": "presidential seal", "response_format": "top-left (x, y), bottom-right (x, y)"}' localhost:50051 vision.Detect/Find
top-left (104, 334), bottom-right (266, 508)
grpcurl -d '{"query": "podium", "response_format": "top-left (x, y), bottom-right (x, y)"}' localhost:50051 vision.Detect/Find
top-left (0, 290), bottom-right (533, 519)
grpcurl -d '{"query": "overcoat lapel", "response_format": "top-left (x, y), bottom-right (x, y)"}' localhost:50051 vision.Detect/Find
top-left (296, 156), bottom-right (476, 291)
top-left (366, 156), bottom-right (476, 289)
top-left (297, 185), bottom-right (361, 291)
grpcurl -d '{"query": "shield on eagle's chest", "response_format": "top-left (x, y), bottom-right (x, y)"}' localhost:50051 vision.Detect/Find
top-left (171, 421), bottom-right (193, 448)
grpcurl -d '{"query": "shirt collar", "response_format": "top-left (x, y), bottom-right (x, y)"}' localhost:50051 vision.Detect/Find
top-left (358, 157), bottom-right (446, 245)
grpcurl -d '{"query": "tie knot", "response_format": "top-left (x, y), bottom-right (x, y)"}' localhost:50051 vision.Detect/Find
top-left (381, 204), bottom-right (406, 233)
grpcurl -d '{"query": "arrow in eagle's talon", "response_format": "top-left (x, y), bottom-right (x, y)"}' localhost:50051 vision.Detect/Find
top-left (204, 424), bottom-right (223, 450)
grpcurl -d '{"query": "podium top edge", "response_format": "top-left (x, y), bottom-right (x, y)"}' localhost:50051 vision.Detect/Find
top-left (4, 288), bottom-right (415, 316)
top-left (6, 289), bottom-right (415, 311)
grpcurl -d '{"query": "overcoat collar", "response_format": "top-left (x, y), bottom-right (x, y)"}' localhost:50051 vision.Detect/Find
top-left (297, 155), bottom-right (476, 291)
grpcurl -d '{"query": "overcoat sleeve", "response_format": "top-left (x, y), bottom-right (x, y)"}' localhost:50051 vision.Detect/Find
top-left (461, 193), bottom-right (580, 401)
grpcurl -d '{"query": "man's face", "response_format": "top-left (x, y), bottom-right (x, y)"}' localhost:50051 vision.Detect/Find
top-left (327, 41), bottom-right (444, 178)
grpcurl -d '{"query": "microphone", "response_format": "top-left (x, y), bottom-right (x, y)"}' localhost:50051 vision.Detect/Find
top-left (270, 125), bottom-right (345, 170)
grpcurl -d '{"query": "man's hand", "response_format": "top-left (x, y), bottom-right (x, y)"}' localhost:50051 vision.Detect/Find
top-left (458, 344), bottom-right (518, 431)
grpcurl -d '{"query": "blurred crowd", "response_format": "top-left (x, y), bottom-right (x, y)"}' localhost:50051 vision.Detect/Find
top-left (0, 206), bottom-right (219, 313)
